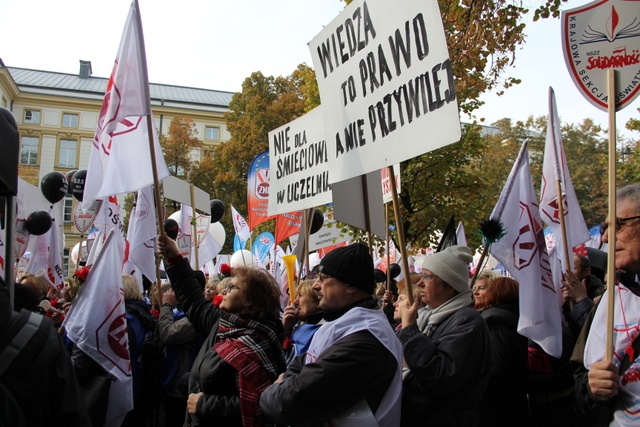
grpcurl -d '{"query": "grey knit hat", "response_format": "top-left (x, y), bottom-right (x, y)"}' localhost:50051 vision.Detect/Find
top-left (318, 243), bottom-right (375, 294)
top-left (421, 245), bottom-right (473, 294)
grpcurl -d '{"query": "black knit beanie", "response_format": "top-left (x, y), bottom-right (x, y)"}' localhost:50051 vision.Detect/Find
top-left (318, 243), bottom-right (375, 294)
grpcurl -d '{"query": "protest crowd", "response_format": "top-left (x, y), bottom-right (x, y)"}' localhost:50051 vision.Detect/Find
top-left (3, 179), bottom-right (640, 427)
top-left (2, 0), bottom-right (639, 426)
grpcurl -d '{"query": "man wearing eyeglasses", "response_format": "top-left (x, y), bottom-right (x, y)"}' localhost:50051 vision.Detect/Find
top-left (260, 243), bottom-right (404, 427)
top-left (397, 245), bottom-right (492, 426)
top-left (574, 184), bottom-right (640, 426)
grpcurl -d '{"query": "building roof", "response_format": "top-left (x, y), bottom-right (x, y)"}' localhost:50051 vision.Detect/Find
top-left (6, 65), bottom-right (234, 108)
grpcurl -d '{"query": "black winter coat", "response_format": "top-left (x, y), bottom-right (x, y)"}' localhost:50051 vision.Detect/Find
top-left (399, 306), bottom-right (492, 427)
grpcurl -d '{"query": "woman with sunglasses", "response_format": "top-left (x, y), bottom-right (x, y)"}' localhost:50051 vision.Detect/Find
top-left (158, 235), bottom-right (285, 427)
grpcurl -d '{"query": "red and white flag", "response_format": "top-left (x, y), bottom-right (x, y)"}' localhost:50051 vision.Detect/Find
top-left (177, 204), bottom-right (193, 261)
top-left (489, 140), bottom-right (563, 358)
top-left (25, 216), bottom-right (64, 290)
top-left (539, 87), bottom-right (590, 271)
top-left (83, 0), bottom-right (169, 210)
top-left (87, 196), bottom-right (127, 267)
top-left (125, 185), bottom-right (157, 281)
top-left (63, 230), bottom-right (133, 426)
top-left (173, 205), bottom-right (221, 269)
top-left (192, 213), bottom-right (222, 269)
top-left (231, 205), bottom-right (251, 243)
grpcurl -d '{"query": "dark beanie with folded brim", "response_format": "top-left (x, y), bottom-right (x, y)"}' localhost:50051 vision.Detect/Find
top-left (318, 243), bottom-right (375, 294)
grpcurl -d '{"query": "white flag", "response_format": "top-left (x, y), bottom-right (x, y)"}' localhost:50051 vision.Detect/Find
top-left (194, 215), bottom-right (222, 269)
top-left (25, 217), bottom-right (64, 290)
top-left (456, 221), bottom-right (467, 248)
top-left (539, 87), bottom-right (590, 271)
top-left (489, 140), bottom-right (563, 358)
top-left (63, 230), bottom-right (133, 425)
top-left (83, 0), bottom-right (169, 210)
top-left (87, 196), bottom-right (126, 267)
top-left (126, 185), bottom-right (157, 281)
top-left (231, 205), bottom-right (251, 242)
top-left (177, 204), bottom-right (193, 261)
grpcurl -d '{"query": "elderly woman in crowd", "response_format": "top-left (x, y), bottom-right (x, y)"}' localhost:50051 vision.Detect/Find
top-left (472, 270), bottom-right (499, 311)
top-left (158, 235), bottom-right (285, 427)
top-left (476, 277), bottom-right (530, 426)
top-left (398, 245), bottom-right (492, 426)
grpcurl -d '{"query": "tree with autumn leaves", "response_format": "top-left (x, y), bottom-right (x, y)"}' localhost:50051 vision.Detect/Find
top-left (175, 0), bottom-right (638, 251)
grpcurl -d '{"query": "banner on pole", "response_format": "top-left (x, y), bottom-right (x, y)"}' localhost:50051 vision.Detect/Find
top-left (268, 106), bottom-right (332, 215)
top-left (308, 0), bottom-right (461, 183)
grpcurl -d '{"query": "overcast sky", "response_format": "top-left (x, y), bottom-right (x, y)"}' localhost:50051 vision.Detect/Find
top-left (1, 0), bottom-right (637, 139)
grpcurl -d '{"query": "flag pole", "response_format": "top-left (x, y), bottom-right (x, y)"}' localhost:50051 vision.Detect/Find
top-left (604, 68), bottom-right (617, 362)
top-left (385, 202), bottom-right (391, 292)
top-left (555, 179), bottom-right (571, 270)
top-left (147, 115), bottom-right (164, 307)
top-left (301, 208), bottom-right (313, 284)
top-left (189, 184), bottom-right (199, 269)
top-left (387, 166), bottom-right (413, 305)
top-left (548, 89), bottom-right (571, 270)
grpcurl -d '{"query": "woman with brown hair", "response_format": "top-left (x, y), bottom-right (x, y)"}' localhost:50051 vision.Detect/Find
top-left (477, 277), bottom-right (530, 427)
top-left (158, 235), bottom-right (285, 427)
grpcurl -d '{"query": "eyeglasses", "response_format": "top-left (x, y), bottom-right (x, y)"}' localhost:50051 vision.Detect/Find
top-left (419, 273), bottom-right (438, 282)
top-left (224, 284), bottom-right (242, 293)
top-left (316, 273), bottom-right (333, 284)
top-left (600, 215), bottom-right (640, 234)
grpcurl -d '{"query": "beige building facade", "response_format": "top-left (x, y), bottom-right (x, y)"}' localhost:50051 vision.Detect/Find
top-left (0, 59), bottom-right (233, 277)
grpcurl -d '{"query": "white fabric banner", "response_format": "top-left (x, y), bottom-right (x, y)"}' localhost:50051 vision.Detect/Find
top-left (539, 87), bottom-right (589, 270)
top-left (127, 185), bottom-right (157, 281)
top-left (489, 140), bottom-right (563, 358)
top-left (63, 230), bottom-right (133, 425)
top-left (83, 0), bottom-right (169, 209)
top-left (232, 205), bottom-right (251, 243)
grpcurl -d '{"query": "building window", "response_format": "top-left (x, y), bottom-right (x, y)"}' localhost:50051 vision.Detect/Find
top-left (24, 109), bottom-right (41, 124)
top-left (63, 196), bottom-right (73, 223)
top-left (62, 113), bottom-right (79, 128)
top-left (63, 248), bottom-right (70, 279)
top-left (58, 139), bottom-right (77, 168)
top-left (204, 126), bottom-right (220, 140)
top-left (20, 136), bottom-right (39, 165)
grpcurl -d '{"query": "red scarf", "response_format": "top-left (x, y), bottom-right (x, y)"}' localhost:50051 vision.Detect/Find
top-left (214, 313), bottom-right (285, 427)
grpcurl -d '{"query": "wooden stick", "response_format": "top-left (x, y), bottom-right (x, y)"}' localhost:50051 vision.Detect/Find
top-left (190, 184), bottom-right (199, 269)
top-left (146, 115), bottom-right (165, 307)
top-left (555, 179), bottom-right (571, 271)
top-left (387, 166), bottom-right (413, 305)
top-left (605, 68), bottom-right (617, 362)
top-left (469, 245), bottom-right (489, 289)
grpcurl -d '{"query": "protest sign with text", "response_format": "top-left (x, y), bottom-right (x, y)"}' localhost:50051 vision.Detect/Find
top-left (309, 0), bottom-right (461, 183)
top-left (268, 106), bottom-right (332, 215)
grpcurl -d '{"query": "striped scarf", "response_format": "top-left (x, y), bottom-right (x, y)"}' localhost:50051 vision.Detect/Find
top-left (214, 313), bottom-right (285, 427)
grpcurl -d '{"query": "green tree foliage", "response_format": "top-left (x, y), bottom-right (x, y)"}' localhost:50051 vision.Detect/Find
top-left (160, 116), bottom-right (202, 179)
top-left (463, 117), bottom-right (610, 249)
top-left (217, 0), bottom-right (626, 252)
top-left (210, 67), bottom-right (310, 252)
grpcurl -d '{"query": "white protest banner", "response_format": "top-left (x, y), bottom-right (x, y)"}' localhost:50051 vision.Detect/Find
top-left (309, 0), bottom-right (461, 183)
top-left (308, 218), bottom-right (353, 251)
top-left (268, 106), bottom-right (333, 215)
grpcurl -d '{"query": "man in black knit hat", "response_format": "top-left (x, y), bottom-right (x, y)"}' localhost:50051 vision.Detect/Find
top-left (260, 243), bottom-right (403, 427)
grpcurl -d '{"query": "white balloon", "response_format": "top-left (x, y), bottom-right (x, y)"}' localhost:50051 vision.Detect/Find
top-left (308, 252), bottom-right (320, 270)
top-left (208, 222), bottom-right (226, 247)
top-left (230, 249), bottom-right (254, 268)
top-left (168, 210), bottom-right (181, 224)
